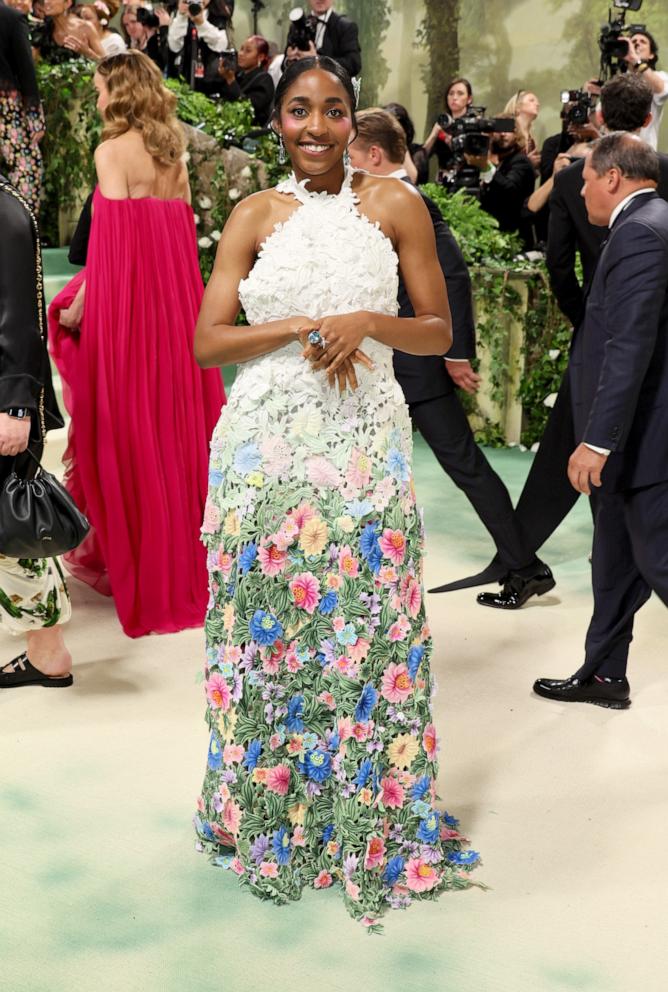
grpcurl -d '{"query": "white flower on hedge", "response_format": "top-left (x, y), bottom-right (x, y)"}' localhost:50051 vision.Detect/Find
top-left (193, 214), bottom-right (200, 225)
top-left (240, 165), bottom-right (252, 179)
top-left (211, 230), bottom-right (221, 242)
top-left (531, 442), bottom-right (540, 453)
top-left (198, 236), bottom-right (213, 249)
top-left (548, 349), bottom-right (561, 360)
top-left (198, 195), bottom-right (213, 210)
top-left (228, 187), bottom-right (241, 201)
top-left (543, 392), bottom-right (558, 408)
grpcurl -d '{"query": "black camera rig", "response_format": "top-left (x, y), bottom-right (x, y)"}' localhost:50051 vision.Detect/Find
top-left (560, 89), bottom-right (595, 126)
top-left (436, 108), bottom-right (516, 195)
top-left (599, 0), bottom-right (646, 80)
top-left (286, 6), bottom-right (319, 52)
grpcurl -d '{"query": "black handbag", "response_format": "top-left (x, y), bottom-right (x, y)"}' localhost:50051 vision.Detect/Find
top-left (0, 448), bottom-right (89, 558)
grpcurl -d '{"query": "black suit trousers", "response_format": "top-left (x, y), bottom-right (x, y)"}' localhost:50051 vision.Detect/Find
top-left (514, 370), bottom-right (581, 551)
top-left (575, 480), bottom-right (668, 680)
top-left (409, 394), bottom-right (533, 570)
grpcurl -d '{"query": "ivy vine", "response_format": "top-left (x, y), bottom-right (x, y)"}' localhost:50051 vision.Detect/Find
top-left (422, 183), bottom-right (571, 447)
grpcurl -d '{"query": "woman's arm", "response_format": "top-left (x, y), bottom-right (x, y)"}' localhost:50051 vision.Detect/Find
top-left (403, 150), bottom-right (418, 184)
top-left (194, 194), bottom-right (317, 368)
top-left (94, 142), bottom-right (128, 198)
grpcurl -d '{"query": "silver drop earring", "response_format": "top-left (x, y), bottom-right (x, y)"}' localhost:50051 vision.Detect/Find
top-left (343, 147), bottom-right (351, 169)
top-left (278, 135), bottom-right (286, 165)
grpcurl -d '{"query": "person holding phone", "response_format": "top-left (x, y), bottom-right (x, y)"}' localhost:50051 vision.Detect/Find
top-left (210, 33), bottom-right (274, 125)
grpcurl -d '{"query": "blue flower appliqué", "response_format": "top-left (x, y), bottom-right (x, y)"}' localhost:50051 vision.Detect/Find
top-left (233, 442), bottom-right (262, 476)
top-left (354, 684), bottom-right (378, 723)
top-left (272, 826), bottom-right (292, 865)
top-left (248, 610), bottom-right (283, 646)
top-left (305, 749), bottom-right (332, 782)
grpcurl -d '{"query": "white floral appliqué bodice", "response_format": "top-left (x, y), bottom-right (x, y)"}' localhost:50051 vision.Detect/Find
top-left (210, 168), bottom-right (412, 492)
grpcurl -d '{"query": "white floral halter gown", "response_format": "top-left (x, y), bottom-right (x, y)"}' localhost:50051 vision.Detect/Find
top-left (195, 167), bottom-right (478, 929)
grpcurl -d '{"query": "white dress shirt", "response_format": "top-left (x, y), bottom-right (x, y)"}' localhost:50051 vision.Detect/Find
top-left (314, 7), bottom-right (333, 51)
top-left (168, 11), bottom-right (228, 55)
top-left (639, 70), bottom-right (668, 150)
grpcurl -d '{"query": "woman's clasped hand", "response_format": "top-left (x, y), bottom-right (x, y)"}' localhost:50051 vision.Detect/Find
top-left (297, 311), bottom-right (375, 393)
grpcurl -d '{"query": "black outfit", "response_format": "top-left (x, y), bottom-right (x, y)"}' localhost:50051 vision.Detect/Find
top-left (168, 15), bottom-right (225, 87)
top-left (1, 7), bottom-right (40, 96)
top-left (511, 153), bottom-right (668, 560)
top-left (143, 29), bottom-right (169, 73)
top-left (392, 178), bottom-right (534, 572)
top-left (480, 150), bottom-right (536, 248)
top-left (0, 176), bottom-right (63, 476)
top-left (539, 130), bottom-right (575, 184)
top-left (316, 11), bottom-right (361, 78)
top-left (210, 66), bottom-right (274, 126)
top-left (566, 193), bottom-right (668, 680)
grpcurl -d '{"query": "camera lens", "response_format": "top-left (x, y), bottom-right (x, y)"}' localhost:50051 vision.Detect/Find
top-left (188, 1), bottom-right (202, 15)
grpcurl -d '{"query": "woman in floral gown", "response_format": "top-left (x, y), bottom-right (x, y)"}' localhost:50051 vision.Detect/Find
top-left (193, 56), bottom-right (479, 928)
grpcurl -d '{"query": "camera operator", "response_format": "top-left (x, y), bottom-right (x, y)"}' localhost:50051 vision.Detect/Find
top-left (167, 0), bottom-right (230, 90)
top-left (284, 1), bottom-right (361, 78)
top-left (121, 4), bottom-right (169, 71)
top-left (620, 30), bottom-right (668, 149)
top-left (211, 34), bottom-right (274, 126)
top-left (466, 115), bottom-right (536, 247)
top-left (423, 78), bottom-right (474, 180)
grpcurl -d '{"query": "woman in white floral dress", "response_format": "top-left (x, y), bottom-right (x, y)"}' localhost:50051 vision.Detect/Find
top-left (193, 56), bottom-right (479, 929)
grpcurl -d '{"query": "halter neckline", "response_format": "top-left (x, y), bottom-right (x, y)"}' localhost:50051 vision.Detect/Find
top-left (277, 164), bottom-right (357, 204)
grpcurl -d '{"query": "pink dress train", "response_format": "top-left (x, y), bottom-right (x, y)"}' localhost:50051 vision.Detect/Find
top-left (49, 188), bottom-right (225, 637)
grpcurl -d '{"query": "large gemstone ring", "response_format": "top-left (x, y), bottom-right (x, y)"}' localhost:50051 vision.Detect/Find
top-left (308, 329), bottom-right (327, 348)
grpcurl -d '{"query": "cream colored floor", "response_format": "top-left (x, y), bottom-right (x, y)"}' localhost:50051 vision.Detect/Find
top-left (1, 439), bottom-right (666, 992)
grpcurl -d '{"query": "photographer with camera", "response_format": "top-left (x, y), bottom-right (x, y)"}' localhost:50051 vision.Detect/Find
top-left (465, 114), bottom-right (536, 246)
top-left (212, 34), bottom-right (273, 125)
top-left (167, 0), bottom-right (230, 91)
top-left (423, 78), bottom-right (474, 179)
top-left (121, 4), bottom-right (169, 71)
top-left (620, 30), bottom-right (668, 149)
top-left (284, 1), bottom-right (361, 78)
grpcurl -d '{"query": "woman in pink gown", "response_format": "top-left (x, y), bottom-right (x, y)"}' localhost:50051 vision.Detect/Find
top-left (49, 51), bottom-right (224, 637)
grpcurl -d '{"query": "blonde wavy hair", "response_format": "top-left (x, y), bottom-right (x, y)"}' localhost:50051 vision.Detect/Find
top-left (96, 51), bottom-right (186, 168)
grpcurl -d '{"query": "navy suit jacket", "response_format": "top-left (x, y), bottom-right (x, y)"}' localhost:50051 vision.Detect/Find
top-left (570, 191), bottom-right (668, 492)
top-left (392, 179), bottom-right (476, 404)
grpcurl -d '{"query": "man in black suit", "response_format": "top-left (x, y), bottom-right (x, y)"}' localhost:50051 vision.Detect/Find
top-left (472, 73), bottom-right (668, 606)
top-left (286, 0), bottom-right (361, 78)
top-left (348, 109), bottom-right (551, 585)
top-left (534, 133), bottom-right (668, 708)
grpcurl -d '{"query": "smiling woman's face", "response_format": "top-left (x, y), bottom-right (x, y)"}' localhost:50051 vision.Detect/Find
top-left (277, 68), bottom-right (354, 181)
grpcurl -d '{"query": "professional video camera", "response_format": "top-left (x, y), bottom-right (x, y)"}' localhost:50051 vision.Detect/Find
top-left (286, 6), bottom-right (318, 51)
top-left (560, 89), bottom-right (595, 126)
top-left (436, 108), bottom-right (516, 195)
top-left (599, 0), bottom-right (646, 80)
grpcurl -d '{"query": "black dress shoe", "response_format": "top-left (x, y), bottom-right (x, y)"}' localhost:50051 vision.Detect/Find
top-left (533, 674), bottom-right (631, 709)
top-left (476, 562), bottom-right (555, 610)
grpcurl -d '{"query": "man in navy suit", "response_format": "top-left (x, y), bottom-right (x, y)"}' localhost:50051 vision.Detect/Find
top-left (348, 109), bottom-right (550, 585)
top-left (534, 133), bottom-right (668, 708)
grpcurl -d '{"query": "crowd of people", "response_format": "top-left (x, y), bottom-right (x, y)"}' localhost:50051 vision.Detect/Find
top-left (1, 0), bottom-right (668, 931)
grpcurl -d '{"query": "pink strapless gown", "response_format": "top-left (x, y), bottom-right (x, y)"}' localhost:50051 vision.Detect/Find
top-left (49, 188), bottom-right (225, 637)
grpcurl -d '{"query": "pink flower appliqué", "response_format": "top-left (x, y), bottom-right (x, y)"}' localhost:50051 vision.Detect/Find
top-left (380, 776), bottom-right (405, 809)
top-left (379, 528), bottom-right (407, 566)
top-left (388, 614), bottom-right (411, 643)
top-left (206, 673), bottom-right (231, 711)
top-left (423, 723), bottom-right (439, 761)
top-left (306, 457), bottom-right (342, 489)
top-left (314, 870), bottom-right (333, 889)
top-left (289, 572), bottom-right (321, 614)
top-left (381, 662), bottom-right (413, 703)
top-left (405, 579), bottom-right (422, 618)
top-left (338, 546), bottom-right (360, 578)
top-left (266, 764), bottom-right (291, 796)
top-left (405, 857), bottom-right (440, 892)
top-left (364, 836), bottom-right (386, 870)
top-left (345, 448), bottom-right (372, 490)
top-left (258, 544), bottom-right (287, 577)
top-left (222, 799), bottom-right (242, 836)
top-left (201, 500), bottom-right (221, 535)
top-left (223, 744), bottom-right (245, 764)
top-left (260, 862), bottom-right (279, 878)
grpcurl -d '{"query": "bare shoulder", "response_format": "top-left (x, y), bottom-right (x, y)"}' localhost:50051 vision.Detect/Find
top-left (353, 170), bottom-right (420, 209)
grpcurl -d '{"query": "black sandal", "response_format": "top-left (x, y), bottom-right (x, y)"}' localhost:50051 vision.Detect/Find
top-left (0, 653), bottom-right (73, 688)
